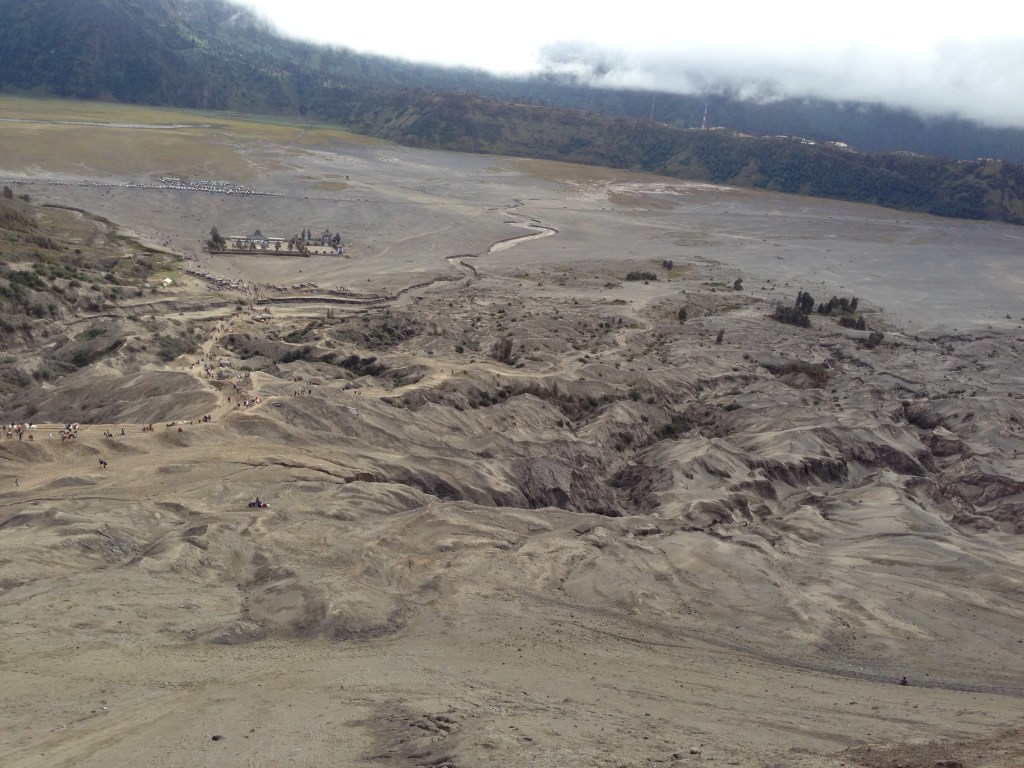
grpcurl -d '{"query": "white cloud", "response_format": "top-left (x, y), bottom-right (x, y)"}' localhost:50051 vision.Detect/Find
top-left (238, 0), bottom-right (1024, 128)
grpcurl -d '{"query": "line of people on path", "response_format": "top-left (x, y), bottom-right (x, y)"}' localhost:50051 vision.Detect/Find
top-left (5, 423), bottom-right (34, 440)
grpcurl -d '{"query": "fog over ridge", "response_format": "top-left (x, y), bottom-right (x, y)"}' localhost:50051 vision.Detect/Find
top-left (536, 38), bottom-right (1024, 130)
top-left (236, 0), bottom-right (1024, 131)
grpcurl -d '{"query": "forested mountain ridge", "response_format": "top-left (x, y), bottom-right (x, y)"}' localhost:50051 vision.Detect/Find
top-left (0, 0), bottom-right (299, 110)
top-left (341, 91), bottom-right (1024, 224)
top-left (2, 0), bottom-right (1024, 223)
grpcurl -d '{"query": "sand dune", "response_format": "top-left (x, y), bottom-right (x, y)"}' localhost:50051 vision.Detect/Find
top-left (2, 130), bottom-right (1023, 767)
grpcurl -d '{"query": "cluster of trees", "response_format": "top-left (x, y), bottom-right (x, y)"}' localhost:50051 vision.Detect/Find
top-left (625, 271), bottom-right (658, 282)
top-left (3, 186), bottom-right (29, 202)
top-left (490, 336), bottom-right (515, 364)
top-left (206, 227), bottom-right (226, 252)
top-left (838, 315), bottom-right (868, 331)
top-left (815, 295), bottom-right (866, 330)
top-left (772, 290), bottom-right (884, 348)
top-left (773, 304), bottom-right (811, 327)
top-left (817, 295), bottom-right (859, 314)
top-left (795, 291), bottom-right (816, 314)
top-left (773, 291), bottom-right (814, 327)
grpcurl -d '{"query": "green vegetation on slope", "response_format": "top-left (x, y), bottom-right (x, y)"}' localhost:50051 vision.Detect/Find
top-left (0, 194), bottom-right (185, 394)
top-left (349, 93), bottom-right (1024, 224)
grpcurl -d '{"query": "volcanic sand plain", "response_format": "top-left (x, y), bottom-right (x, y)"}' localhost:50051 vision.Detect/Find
top-left (1, 97), bottom-right (1024, 767)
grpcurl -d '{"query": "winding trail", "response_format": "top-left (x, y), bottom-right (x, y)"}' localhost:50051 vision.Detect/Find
top-left (444, 220), bottom-right (557, 281)
top-left (487, 220), bottom-right (557, 254)
top-left (165, 204), bottom-right (561, 407)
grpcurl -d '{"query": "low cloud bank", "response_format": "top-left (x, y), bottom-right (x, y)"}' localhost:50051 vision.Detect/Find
top-left (538, 39), bottom-right (1024, 130)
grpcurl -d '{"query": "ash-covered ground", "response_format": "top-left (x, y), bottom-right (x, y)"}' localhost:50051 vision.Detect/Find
top-left (2, 116), bottom-right (1023, 767)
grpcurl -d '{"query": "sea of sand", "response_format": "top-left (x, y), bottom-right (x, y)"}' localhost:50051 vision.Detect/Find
top-left (1, 120), bottom-right (1023, 767)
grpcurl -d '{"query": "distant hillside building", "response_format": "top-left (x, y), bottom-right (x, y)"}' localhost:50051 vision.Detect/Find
top-left (247, 229), bottom-right (270, 246)
top-left (224, 226), bottom-right (344, 254)
top-left (302, 228), bottom-right (342, 248)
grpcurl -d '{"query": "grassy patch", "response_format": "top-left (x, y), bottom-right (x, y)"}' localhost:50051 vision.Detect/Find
top-left (0, 95), bottom-right (378, 179)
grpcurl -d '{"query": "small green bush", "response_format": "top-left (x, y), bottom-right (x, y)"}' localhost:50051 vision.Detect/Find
top-left (625, 271), bottom-right (658, 281)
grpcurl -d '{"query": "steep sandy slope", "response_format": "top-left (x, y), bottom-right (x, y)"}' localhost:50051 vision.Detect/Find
top-left (2, 116), bottom-right (1023, 767)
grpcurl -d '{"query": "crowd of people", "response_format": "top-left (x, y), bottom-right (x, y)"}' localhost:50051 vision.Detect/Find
top-left (3, 422), bottom-right (82, 443)
top-left (5, 422), bottom-right (36, 440)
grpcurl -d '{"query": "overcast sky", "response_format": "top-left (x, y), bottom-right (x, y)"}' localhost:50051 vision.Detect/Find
top-left (238, 0), bottom-right (1024, 129)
